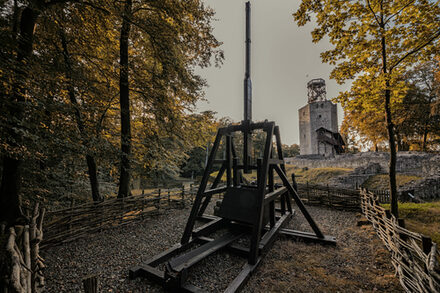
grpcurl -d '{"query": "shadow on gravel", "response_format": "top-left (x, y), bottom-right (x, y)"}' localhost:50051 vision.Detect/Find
top-left (42, 205), bottom-right (403, 292)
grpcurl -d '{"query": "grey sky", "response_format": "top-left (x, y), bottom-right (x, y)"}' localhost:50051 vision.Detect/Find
top-left (196, 0), bottom-right (350, 145)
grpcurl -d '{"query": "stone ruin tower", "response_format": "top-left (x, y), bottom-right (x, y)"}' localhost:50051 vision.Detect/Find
top-left (298, 78), bottom-right (344, 157)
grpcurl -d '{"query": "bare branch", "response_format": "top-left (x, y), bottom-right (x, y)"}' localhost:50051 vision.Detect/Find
top-left (366, 0), bottom-right (381, 26)
top-left (384, 0), bottom-right (416, 25)
top-left (391, 28), bottom-right (440, 71)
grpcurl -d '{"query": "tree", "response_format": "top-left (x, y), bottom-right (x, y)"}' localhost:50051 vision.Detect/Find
top-left (25, 2), bottom-right (119, 203)
top-left (0, 0), bottom-right (69, 224)
top-left (294, 0), bottom-right (440, 217)
top-left (282, 144), bottom-right (300, 158)
top-left (115, 0), bottom-right (223, 197)
top-left (181, 147), bottom-right (206, 178)
top-left (0, 0), bottom-right (223, 221)
top-left (399, 61), bottom-right (440, 151)
top-left (180, 112), bottom-right (218, 179)
top-left (58, 27), bottom-right (104, 202)
top-left (117, 0), bottom-right (132, 198)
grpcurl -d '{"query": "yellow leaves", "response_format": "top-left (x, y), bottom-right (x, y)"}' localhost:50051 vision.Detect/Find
top-left (40, 122), bottom-right (49, 129)
top-left (165, 16), bottom-right (175, 26)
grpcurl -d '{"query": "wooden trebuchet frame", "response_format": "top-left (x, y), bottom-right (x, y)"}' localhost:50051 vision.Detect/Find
top-left (130, 120), bottom-right (336, 292)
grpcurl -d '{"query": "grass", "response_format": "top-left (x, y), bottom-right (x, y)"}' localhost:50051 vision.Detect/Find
top-left (362, 174), bottom-right (422, 190)
top-left (285, 165), bottom-right (353, 185)
top-left (382, 201), bottom-right (440, 244)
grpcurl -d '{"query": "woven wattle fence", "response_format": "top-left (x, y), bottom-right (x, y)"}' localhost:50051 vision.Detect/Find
top-left (298, 183), bottom-right (361, 211)
top-left (42, 186), bottom-right (195, 249)
top-left (360, 189), bottom-right (440, 292)
top-left (1, 204), bottom-right (45, 293)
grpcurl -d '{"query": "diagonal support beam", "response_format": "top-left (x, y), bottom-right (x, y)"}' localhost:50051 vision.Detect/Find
top-left (274, 164), bottom-right (324, 239)
top-left (197, 162), bottom-right (227, 217)
top-left (181, 130), bottom-right (224, 244)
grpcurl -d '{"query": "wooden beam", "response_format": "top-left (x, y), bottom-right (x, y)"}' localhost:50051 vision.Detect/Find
top-left (263, 187), bottom-right (287, 204)
top-left (169, 233), bottom-right (243, 272)
top-left (202, 186), bottom-right (227, 197)
top-left (279, 229), bottom-right (336, 245)
top-left (274, 165), bottom-right (324, 239)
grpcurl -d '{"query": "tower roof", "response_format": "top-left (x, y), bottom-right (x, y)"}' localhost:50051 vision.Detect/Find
top-left (307, 78), bottom-right (326, 103)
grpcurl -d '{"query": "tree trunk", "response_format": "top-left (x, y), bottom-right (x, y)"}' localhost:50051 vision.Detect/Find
top-left (59, 28), bottom-right (103, 202)
top-left (380, 9), bottom-right (398, 218)
top-left (0, 7), bottom-right (39, 224)
top-left (385, 87), bottom-right (398, 218)
top-left (86, 155), bottom-right (101, 201)
top-left (118, 0), bottom-right (132, 198)
top-left (0, 157), bottom-right (22, 224)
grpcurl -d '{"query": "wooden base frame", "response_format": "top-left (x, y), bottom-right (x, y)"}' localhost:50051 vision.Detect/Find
top-left (130, 121), bottom-right (336, 292)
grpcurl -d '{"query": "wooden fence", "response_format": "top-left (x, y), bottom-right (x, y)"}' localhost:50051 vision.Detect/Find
top-left (41, 183), bottom-right (364, 249)
top-left (1, 204), bottom-right (45, 293)
top-left (298, 183), bottom-right (361, 211)
top-left (42, 186), bottom-right (195, 249)
top-left (360, 189), bottom-right (440, 292)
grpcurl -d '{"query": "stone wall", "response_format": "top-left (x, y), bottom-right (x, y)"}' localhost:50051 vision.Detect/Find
top-left (286, 151), bottom-right (439, 176)
top-left (401, 177), bottom-right (440, 200)
top-left (328, 163), bottom-right (383, 190)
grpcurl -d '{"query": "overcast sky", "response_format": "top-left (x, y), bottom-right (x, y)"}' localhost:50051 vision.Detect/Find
top-left (195, 0), bottom-right (350, 145)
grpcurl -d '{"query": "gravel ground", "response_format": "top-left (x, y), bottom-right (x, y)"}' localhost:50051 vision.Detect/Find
top-left (42, 204), bottom-right (403, 292)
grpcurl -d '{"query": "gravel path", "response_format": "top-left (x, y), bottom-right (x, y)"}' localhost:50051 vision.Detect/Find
top-left (42, 204), bottom-right (403, 292)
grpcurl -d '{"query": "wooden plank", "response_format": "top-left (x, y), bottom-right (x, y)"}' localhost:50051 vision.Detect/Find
top-left (259, 213), bottom-right (292, 254)
top-left (263, 187), bottom-right (287, 204)
top-left (169, 232), bottom-right (243, 272)
top-left (224, 257), bottom-right (262, 293)
top-left (191, 218), bottom-right (227, 238)
top-left (280, 228), bottom-right (336, 245)
top-left (129, 265), bottom-right (165, 284)
top-left (202, 186), bottom-right (228, 197)
top-left (145, 242), bottom-right (193, 267)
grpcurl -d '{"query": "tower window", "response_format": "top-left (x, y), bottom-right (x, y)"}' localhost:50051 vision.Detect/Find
top-left (318, 115), bottom-right (322, 118)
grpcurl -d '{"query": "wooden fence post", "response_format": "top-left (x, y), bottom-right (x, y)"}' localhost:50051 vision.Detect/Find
top-left (181, 185), bottom-right (185, 207)
top-left (168, 189), bottom-right (171, 206)
top-left (422, 236), bottom-right (433, 255)
top-left (327, 184), bottom-right (331, 207)
top-left (398, 219), bottom-right (408, 241)
top-left (385, 210), bottom-right (391, 218)
top-left (83, 276), bottom-right (98, 293)
top-left (306, 181), bottom-right (310, 200)
top-left (157, 189), bottom-right (161, 210)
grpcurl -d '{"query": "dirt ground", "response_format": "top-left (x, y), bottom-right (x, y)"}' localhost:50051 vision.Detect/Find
top-left (42, 204), bottom-right (403, 292)
top-left (243, 206), bottom-right (403, 292)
